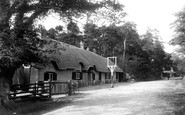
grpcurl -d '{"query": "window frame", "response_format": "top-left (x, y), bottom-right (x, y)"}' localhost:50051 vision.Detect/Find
top-left (72, 72), bottom-right (82, 80)
top-left (44, 72), bottom-right (57, 81)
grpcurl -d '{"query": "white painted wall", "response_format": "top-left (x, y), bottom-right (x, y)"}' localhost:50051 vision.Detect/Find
top-left (57, 70), bottom-right (72, 82)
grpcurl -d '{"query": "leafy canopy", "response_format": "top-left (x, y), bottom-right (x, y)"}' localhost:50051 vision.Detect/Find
top-left (170, 6), bottom-right (185, 53)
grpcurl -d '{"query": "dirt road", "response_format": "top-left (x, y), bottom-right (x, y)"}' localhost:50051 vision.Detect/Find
top-left (41, 77), bottom-right (185, 115)
top-left (3, 77), bottom-right (185, 115)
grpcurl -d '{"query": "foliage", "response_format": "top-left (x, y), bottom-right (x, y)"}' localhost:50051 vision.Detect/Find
top-left (41, 21), bottom-right (83, 46)
top-left (170, 6), bottom-right (185, 54)
top-left (138, 29), bottom-right (173, 79)
top-left (177, 59), bottom-right (185, 75)
top-left (167, 6), bottom-right (185, 76)
top-left (84, 0), bottom-right (126, 25)
top-left (83, 22), bottom-right (140, 57)
top-left (67, 21), bottom-right (80, 34)
top-left (171, 53), bottom-right (185, 75)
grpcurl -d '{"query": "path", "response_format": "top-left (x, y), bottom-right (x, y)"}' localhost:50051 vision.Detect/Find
top-left (42, 77), bottom-right (185, 115)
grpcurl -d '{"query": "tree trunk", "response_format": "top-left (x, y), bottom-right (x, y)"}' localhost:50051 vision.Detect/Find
top-left (123, 38), bottom-right (127, 70)
top-left (0, 77), bottom-right (10, 106)
top-left (0, 66), bottom-right (17, 109)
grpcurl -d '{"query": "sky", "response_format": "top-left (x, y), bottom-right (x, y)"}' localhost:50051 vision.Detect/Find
top-left (41, 0), bottom-right (185, 53)
top-left (120, 0), bottom-right (185, 53)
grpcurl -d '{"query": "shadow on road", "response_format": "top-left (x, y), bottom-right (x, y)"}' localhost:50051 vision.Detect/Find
top-left (1, 94), bottom-right (87, 115)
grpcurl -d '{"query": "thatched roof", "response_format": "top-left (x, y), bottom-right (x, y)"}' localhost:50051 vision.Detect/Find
top-left (45, 39), bottom-right (123, 73)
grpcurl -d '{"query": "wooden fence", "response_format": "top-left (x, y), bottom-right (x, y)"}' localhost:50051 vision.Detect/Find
top-left (9, 81), bottom-right (69, 102)
top-left (51, 82), bottom-right (69, 94)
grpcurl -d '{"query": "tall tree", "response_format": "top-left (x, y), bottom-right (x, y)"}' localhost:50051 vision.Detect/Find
top-left (83, 23), bottom-right (100, 50)
top-left (139, 29), bottom-right (169, 79)
top-left (170, 6), bottom-right (185, 53)
top-left (54, 21), bottom-right (83, 46)
top-left (170, 7), bottom-right (185, 75)
top-left (83, 22), bottom-right (141, 74)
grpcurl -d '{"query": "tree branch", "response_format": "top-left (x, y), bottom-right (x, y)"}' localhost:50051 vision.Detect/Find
top-left (24, 8), bottom-right (49, 27)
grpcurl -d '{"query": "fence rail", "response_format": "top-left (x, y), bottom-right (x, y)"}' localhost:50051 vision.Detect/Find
top-left (9, 81), bottom-right (52, 101)
top-left (9, 81), bottom-right (79, 102)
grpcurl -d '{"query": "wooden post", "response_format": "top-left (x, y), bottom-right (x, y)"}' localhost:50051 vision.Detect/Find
top-left (13, 86), bottom-right (16, 100)
top-left (111, 73), bottom-right (113, 87)
top-left (68, 80), bottom-right (72, 96)
top-left (34, 82), bottom-right (36, 99)
top-left (49, 81), bottom-right (52, 98)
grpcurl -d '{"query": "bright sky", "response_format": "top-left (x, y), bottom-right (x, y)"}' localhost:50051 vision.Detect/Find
top-left (120, 0), bottom-right (185, 53)
top-left (41, 0), bottom-right (185, 53)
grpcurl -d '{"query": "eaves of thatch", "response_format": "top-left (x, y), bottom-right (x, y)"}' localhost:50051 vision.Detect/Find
top-left (44, 39), bottom-right (123, 73)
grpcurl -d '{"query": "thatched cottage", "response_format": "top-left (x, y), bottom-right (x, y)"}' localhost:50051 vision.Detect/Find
top-left (13, 39), bottom-right (123, 86)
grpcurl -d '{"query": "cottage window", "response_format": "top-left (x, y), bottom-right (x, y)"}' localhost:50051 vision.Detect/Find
top-left (76, 73), bottom-right (81, 80)
top-left (44, 72), bottom-right (57, 81)
top-left (72, 72), bottom-right (82, 80)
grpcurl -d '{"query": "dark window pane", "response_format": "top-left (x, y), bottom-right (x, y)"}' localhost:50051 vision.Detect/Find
top-left (72, 72), bottom-right (82, 80)
top-left (72, 72), bottom-right (76, 80)
top-left (92, 73), bottom-right (95, 80)
top-left (99, 72), bottom-right (101, 80)
top-left (44, 72), bottom-right (49, 81)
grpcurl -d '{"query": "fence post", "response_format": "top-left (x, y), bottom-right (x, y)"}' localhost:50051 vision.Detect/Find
top-left (34, 82), bottom-right (36, 99)
top-left (68, 80), bottom-right (72, 96)
top-left (13, 85), bottom-right (16, 100)
top-left (49, 81), bottom-right (52, 98)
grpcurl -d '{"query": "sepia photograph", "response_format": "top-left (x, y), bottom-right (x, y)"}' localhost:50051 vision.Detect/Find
top-left (1, 0), bottom-right (185, 114)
